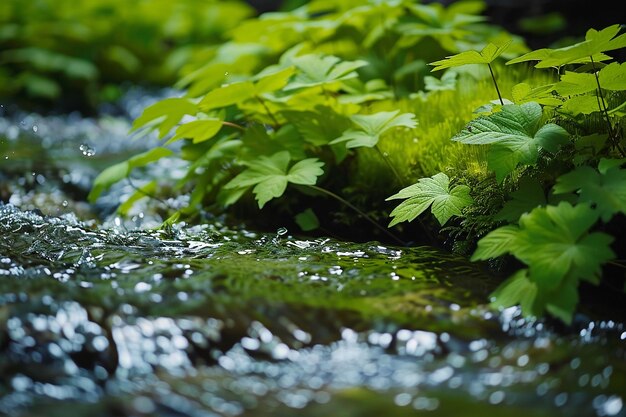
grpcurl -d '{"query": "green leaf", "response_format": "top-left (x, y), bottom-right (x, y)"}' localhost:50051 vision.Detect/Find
top-left (490, 269), bottom-right (539, 317)
top-left (169, 118), bottom-right (223, 144)
top-left (453, 102), bottom-right (569, 181)
top-left (254, 66), bottom-right (296, 94)
top-left (287, 158), bottom-right (325, 185)
top-left (545, 280), bottom-right (579, 324)
top-left (285, 54), bottom-right (367, 90)
top-left (597, 62), bottom-right (626, 91)
top-left (429, 39), bottom-right (512, 71)
top-left (331, 110), bottom-right (417, 149)
top-left (199, 81), bottom-right (255, 111)
top-left (511, 82), bottom-right (561, 106)
top-left (424, 70), bottom-right (457, 91)
top-left (295, 208), bottom-right (320, 231)
top-left (507, 25), bottom-right (625, 68)
top-left (132, 98), bottom-right (199, 139)
top-left (554, 71), bottom-right (597, 96)
top-left (513, 202), bottom-right (614, 290)
top-left (88, 147), bottom-right (173, 202)
top-left (560, 94), bottom-right (606, 116)
top-left (506, 48), bottom-right (611, 68)
top-left (471, 225), bottom-right (520, 261)
top-left (282, 106), bottom-right (352, 146)
top-left (224, 151), bottom-right (324, 208)
top-left (495, 178), bottom-right (547, 221)
top-left (387, 172), bottom-right (473, 226)
top-left (554, 162), bottom-right (626, 221)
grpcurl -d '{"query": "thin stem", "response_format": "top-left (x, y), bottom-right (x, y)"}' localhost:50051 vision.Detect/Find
top-left (487, 63), bottom-right (504, 105)
top-left (222, 121), bottom-right (246, 131)
top-left (127, 177), bottom-right (173, 209)
top-left (306, 184), bottom-right (406, 246)
top-left (375, 145), bottom-right (403, 185)
top-left (590, 56), bottom-right (626, 156)
top-left (255, 95), bottom-right (280, 127)
top-left (607, 260), bottom-right (626, 270)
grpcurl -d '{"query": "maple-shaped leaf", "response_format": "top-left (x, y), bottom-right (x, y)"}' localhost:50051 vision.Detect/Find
top-left (553, 159), bottom-right (626, 221)
top-left (424, 70), bottom-right (458, 91)
top-left (507, 25), bottom-right (625, 68)
top-left (168, 118), bottom-right (223, 145)
top-left (285, 54), bottom-right (367, 90)
top-left (560, 95), bottom-right (607, 116)
top-left (224, 151), bottom-right (324, 208)
top-left (494, 178), bottom-right (547, 222)
top-left (386, 172), bottom-right (473, 226)
top-left (513, 202), bottom-right (614, 290)
top-left (429, 40), bottom-right (512, 71)
top-left (506, 48), bottom-right (611, 68)
top-left (555, 62), bottom-right (626, 96)
top-left (330, 110), bottom-right (417, 149)
top-left (489, 269), bottom-right (539, 317)
top-left (511, 83), bottom-right (561, 106)
top-left (453, 102), bottom-right (569, 182)
top-left (132, 98), bottom-right (199, 139)
top-left (471, 225), bottom-right (520, 261)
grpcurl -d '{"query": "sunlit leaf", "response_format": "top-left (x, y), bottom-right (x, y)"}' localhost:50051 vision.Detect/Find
top-left (132, 98), bottom-right (199, 138)
top-left (553, 160), bottom-right (626, 221)
top-left (169, 118), bottom-right (223, 144)
top-left (514, 202), bottom-right (614, 290)
top-left (224, 151), bottom-right (324, 208)
top-left (471, 225), bottom-right (520, 261)
top-left (453, 102), bottom-right (569, 181)
top-left (331, 110), bottom-right (417, 149)
top-left (429, 39), bottom-right (512, 71)
top-left (387, 172), bottom-right (473, 226)
top-left (285, 54), bottom-right (367, 90)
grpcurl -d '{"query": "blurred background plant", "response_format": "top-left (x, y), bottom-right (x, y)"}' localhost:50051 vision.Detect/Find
top-left (0, 0), bottom-right (253, 112)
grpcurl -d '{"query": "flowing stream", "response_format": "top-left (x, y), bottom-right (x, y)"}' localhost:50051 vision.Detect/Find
top-left (0, 93), bottom-right (624, 417)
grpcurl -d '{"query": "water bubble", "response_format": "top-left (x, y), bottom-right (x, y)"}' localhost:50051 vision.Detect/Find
top-left (79, 144), bottom-right (96, 156)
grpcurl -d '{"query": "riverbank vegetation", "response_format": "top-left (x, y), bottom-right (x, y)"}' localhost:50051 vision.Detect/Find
top-left (3, 1), bottom-right (625, 323)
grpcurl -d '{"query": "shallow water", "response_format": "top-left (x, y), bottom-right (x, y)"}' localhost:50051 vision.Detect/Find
top-left (1, 95), bottom-right (625, 417)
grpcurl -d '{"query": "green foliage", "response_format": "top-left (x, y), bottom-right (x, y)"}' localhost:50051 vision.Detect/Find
top-left (554, 159), bottom-right (626, 221)
top-left (387, 173), bottom-right (473, 226)
top-left (452, 102), bottom-right (569, 182)
top-left (82, 0), bottom-right (626, 324)
top-left (88, 147), bottom-right (174, 203)
top-left (224, 151), bottom-right (324, 208)
top-left (0, 0), bottom-right (253, 109)
top-left (473, 202), bottom-right (615, 323)
top-left (429, 40), bottom-right (512, 71)
top-left (507, 25), bottom-right (626, 68)
top-left (331, 110), bottom-right (418, 149)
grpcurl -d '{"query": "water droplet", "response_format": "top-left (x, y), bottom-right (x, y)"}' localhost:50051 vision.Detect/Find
top-left (32, 125), bottom-right (38, 133)
top-left (79, 144), bottom-right (96, 156)
top-left (224, 71), bottom-right (229, 77)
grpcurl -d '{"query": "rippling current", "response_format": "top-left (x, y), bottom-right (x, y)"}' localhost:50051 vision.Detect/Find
top-left (1, 93), bottom-right (625, 417)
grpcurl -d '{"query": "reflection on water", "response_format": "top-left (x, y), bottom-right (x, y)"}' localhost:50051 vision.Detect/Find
top-left (0, 203), bottom-right (624, 417)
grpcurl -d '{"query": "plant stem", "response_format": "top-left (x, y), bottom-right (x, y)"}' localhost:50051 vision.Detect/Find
top-left (375, 145), bottom-right (403, 185)
top-left (255, 95), bottom-right (280, 127)
top-left (590, 56), bottom-right (626, 156)
top-left (127, 177), bottom-right (173, 209)
top-left (222, 121), bottom-right (246, 131)
top-left (487, 63), bottom-right (504, 105)
top-left (306, 184), bottom-right (406, 246)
